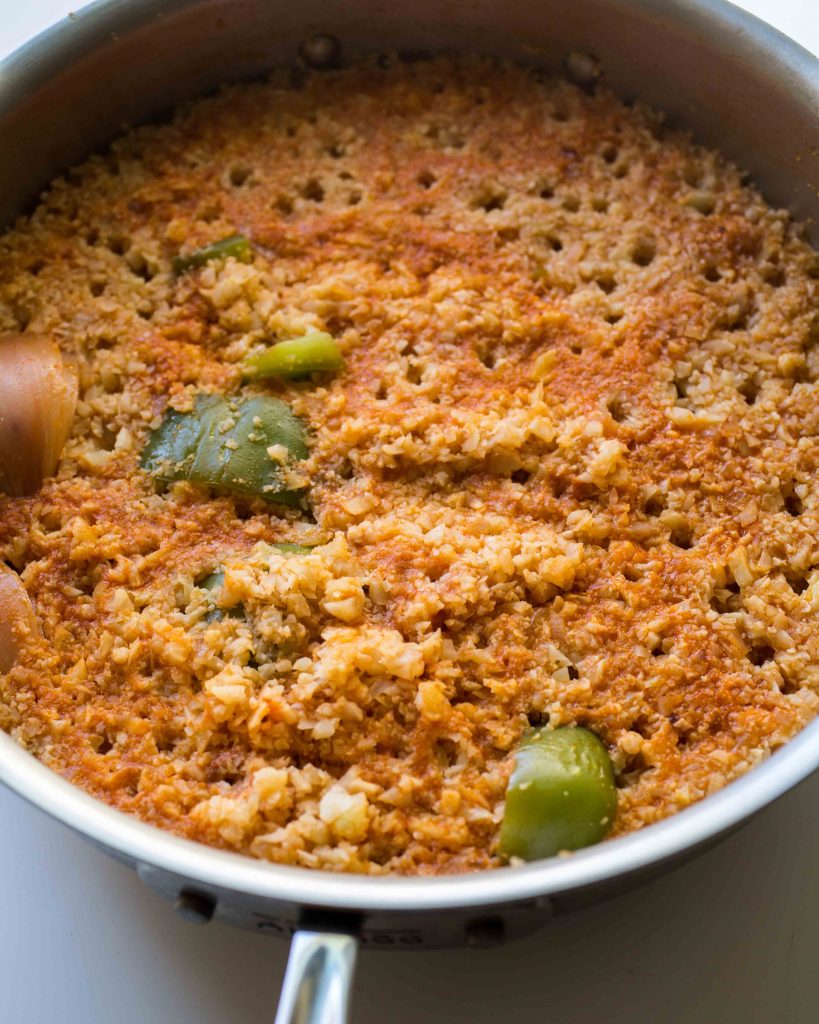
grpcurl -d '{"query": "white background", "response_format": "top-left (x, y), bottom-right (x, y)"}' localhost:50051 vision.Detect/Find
top-left (1, 2), bottom-right (818, 1022)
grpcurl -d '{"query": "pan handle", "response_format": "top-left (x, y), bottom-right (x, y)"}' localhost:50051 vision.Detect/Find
top-left (274, 930), bottom-right (359, 1024)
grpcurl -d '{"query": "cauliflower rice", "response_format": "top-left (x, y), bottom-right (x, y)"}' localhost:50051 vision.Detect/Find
top-left (1, 56), bottom-right (818, 874)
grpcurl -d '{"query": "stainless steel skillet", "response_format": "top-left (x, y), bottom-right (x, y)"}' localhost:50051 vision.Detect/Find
top-left (0, 2), bottom-right (817, 1022)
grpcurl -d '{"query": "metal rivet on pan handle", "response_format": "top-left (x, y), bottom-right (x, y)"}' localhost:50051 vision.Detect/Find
top-left (173, 889), bottom-right (216, 924)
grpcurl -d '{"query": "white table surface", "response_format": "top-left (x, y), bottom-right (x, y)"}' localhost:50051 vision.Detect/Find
top-left (1, 3), bottom-right (818, 1023)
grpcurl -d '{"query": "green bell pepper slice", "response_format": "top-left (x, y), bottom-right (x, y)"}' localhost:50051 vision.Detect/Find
top-left (141, 393), bottom-right (308, 505)
top-left (499, 726), bottom-right (617, 862)
top-left (172, 234), bottom-right (251, 274)
top-left (243, 332), bottom-right (344, 380)
top-left (198, 569), bottom-right (245, 623)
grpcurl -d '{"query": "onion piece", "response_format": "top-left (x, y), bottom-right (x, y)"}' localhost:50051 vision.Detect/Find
top-left (0, 564), bottom-right (40, 673)
top-left (0, 333), bottom-right (78, 497)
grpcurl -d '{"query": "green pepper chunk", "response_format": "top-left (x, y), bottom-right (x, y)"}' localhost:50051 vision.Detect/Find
top-left (172, 234), bottom-right (251, 274)
top-left (499, 726), bottom-right (617, 862)
top-left (198, 570), bottom-right (245, 623)
top-left (199, 570), bottom-right (225, 595)
top-left (141, 393), bottom-right (308, 505)
top-left (273, 542), bottom-right (315, 555)
top-left (243, 332), bottom-right (344, 379)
